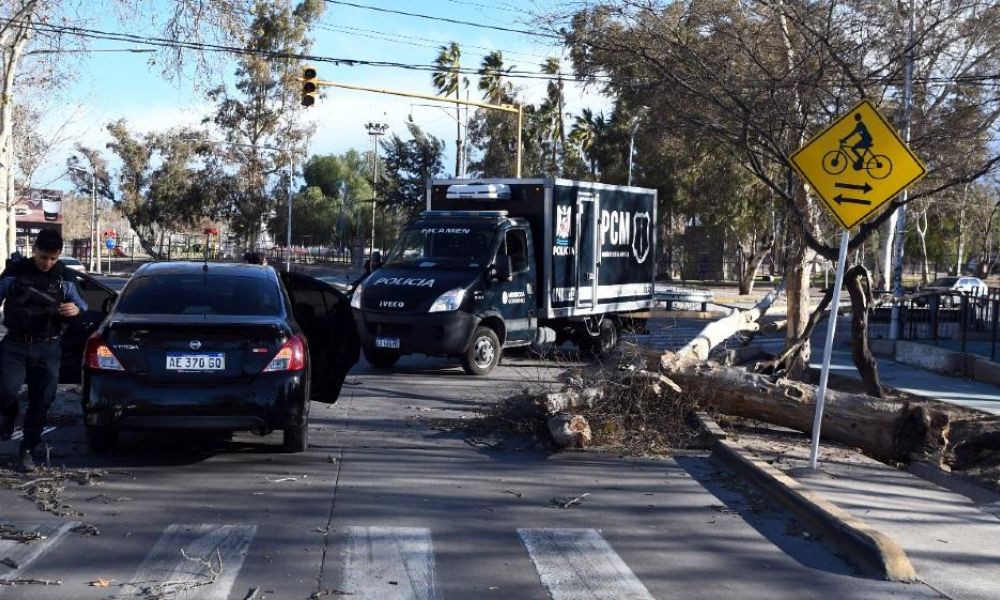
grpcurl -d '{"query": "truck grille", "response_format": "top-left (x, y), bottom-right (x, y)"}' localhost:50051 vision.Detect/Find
top-left (366, 321), bottom-right (414, 338)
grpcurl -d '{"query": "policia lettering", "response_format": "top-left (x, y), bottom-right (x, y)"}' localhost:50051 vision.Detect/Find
top-left (0, 229), bottom-right (87, 473)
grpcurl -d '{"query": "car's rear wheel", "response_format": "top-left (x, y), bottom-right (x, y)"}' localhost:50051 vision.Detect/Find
top-left (86, 426), bottom-right (118, 453)
top-left (282, 421), bottom-right (308, 453)
top-left (363, 347), bottom-right (400, 368)
top-left (579, 318), bottom-right (619, 358)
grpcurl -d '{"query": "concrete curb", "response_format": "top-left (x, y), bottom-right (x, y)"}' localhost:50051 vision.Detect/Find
top-left (694, 412), bottom-right (917, 582)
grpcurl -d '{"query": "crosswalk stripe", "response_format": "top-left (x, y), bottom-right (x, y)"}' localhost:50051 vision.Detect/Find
top-left (120, 524), bottom-right (255, 600)
top-left (518, 528), bottom-right (655, 600)
top-left (342, 526), bottom-right (438, 600)
top-left (0, 521), bottom-right (78, 590)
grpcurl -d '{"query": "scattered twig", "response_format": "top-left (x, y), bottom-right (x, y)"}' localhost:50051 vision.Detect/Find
top-left (550, 492), bottom-right (590, 509)
top-left (265, 476), bottom-right (298, 483)
top-left (0, 578), bottom-right (62, 586)
top-left (244, 586), bottom-right (261, 600)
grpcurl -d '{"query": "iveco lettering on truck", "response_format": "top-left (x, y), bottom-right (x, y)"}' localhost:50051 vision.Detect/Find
top-left (350, 179), bottom-right (657, 375)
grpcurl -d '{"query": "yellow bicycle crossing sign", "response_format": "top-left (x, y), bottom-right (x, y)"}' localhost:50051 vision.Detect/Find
top-left (789, 99), bottom-right (926, 230)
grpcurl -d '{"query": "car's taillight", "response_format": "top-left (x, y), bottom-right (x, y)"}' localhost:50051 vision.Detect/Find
top-left (263, 335), bottom-right (306, 372)
top-left (84, 334), bottom-right (124, 371)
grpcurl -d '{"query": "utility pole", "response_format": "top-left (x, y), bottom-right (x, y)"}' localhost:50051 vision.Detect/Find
top-left (286, 155), bottom-right (293, 271)
top-left (69, 166), bottom-right (98, 271)
top-left (890, 0), bottom-right (915, 339)
top-left (365, 121), bottom-right (389, 266)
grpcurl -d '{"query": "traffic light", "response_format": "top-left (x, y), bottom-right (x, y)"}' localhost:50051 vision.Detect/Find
top-left (301, 66), bottom-right (317, 107)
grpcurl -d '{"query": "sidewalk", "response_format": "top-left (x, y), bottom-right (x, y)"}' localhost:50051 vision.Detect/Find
top-left (738, 428), bottom-right (1000, 600)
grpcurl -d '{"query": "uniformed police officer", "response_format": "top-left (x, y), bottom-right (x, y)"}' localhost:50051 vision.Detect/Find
top-left (0, 229), bottom-right (88, 472)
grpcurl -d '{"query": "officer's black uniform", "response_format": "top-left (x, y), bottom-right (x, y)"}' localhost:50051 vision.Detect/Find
top-left (0, 256), bottom-right (84, 470)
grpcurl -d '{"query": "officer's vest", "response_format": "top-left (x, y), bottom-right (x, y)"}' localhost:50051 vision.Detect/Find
top-left (1, 259), bottom-right (67, 337)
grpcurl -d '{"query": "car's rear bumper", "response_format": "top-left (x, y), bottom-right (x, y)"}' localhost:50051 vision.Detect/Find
top-left (83, 371), bottom-right (308, 431)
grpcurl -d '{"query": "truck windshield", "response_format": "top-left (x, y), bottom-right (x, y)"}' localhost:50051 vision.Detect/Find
top-left (385, 224), bottom-right (496, 267)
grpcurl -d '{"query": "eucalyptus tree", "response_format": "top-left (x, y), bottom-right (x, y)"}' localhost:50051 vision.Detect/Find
top-left (68, 121), bottom-right (227, 259)
top-left (0, 0), bottom-right (256, 260)
top-left (205, 0), bottom-right (323, 246)
top-left (566, 0), bottom-right (1000, 376)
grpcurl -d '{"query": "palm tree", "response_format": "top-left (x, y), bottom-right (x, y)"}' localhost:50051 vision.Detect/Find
top-left (432, 42), bottom-right (466, 176)
top-left (570, 108), bottom-right (604, 179)
top-left (478, 51), bottom-right (514, 105)
top-left (539, 58), bottom-right (566, 174)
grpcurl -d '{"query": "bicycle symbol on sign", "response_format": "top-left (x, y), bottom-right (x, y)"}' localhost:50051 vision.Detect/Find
top-left (821, 113), bottom-right (893, 180)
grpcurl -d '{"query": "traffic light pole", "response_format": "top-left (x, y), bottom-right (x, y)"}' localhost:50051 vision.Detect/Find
top-left (303, 75), bottom-right (523, 178)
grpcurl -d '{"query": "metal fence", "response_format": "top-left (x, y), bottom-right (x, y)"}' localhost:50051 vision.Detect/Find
top-left (869, 288), bottom-right (1000, 360)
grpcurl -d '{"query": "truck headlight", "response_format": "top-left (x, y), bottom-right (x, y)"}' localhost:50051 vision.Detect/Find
top-left (429, 288), bottom-right (466, 313)
top-left (350, 283), bottom-right (363, 310)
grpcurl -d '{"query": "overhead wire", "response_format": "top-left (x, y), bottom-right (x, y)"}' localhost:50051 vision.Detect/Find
top-left (320, 0), bottom-right (561, 39)
top-left (0, 16), bottom-right (593, 83)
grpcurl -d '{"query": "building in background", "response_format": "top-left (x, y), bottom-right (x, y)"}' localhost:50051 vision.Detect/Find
top-left (14, 189), bottom-right (63, 252)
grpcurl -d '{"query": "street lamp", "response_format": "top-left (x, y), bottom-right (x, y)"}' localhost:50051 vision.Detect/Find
top-left (365, 121), bottom-right (389, 267)
top-left (68, 165), bottom-right (98, 273)
top-left (627, 108), bottom-right (648, 186)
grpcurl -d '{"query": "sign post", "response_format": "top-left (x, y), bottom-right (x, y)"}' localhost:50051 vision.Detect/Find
top-left (807, 230), bottom-right (849, 469)
top-left (789, 99), bottom-right (927, 470)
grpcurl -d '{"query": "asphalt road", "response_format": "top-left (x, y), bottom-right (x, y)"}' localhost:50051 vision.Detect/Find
top-left (0, 354), bottom-right (942, 599)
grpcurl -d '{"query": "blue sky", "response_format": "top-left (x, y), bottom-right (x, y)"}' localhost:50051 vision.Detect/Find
top-left (35, 0), bottom-right (606, 190)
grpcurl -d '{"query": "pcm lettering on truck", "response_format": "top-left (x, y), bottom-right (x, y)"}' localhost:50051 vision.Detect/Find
top-left (373, 277), bottom-right (436, 287)
top-left (600, 210), bottom-right (651, 264)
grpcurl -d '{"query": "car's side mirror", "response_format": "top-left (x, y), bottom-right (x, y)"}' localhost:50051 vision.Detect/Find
top-left (492, 256), bottom-right (513, 282)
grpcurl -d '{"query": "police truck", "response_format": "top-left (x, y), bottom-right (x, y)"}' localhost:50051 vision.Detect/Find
top-left (350, 179), bottom-right (656, 375)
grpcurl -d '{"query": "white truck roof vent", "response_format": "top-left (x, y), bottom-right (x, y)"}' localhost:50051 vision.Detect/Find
top-left (445, 183), bottom-right (512, 200)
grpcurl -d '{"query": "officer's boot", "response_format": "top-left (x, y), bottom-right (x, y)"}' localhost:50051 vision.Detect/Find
top-left (14, 444), bottom-right (36, 473)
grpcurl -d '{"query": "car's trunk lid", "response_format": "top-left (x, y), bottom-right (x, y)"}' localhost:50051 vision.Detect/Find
top-left (104, 315), bottom-right (292, 384)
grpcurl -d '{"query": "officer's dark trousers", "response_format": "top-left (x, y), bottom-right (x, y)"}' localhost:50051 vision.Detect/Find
top-left (0, 338), bottom-right (60, 451)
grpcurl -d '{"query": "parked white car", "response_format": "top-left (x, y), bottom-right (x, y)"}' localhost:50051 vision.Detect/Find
top-left (920, 276), bottom-right (988, 306)
top-left (60, 257), bottom-right (87, 273)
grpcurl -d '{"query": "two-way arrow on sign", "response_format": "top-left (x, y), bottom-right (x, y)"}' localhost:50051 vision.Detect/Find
top-left (833, 194), bottom-right (872, 206)
top-left (834, 181), bottom-right (873, 193)
top-left (833, 181), bottom-right (874, 205)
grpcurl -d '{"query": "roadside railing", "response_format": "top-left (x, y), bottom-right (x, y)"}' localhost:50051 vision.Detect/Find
top-left (869, 287), bottom-right (1000, 360)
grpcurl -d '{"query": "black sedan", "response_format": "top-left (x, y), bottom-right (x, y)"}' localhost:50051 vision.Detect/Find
top-left (63, 262), bottom-right (359, 453)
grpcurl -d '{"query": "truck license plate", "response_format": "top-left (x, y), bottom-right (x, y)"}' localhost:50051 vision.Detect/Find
top-left (166, 353), bottom-right (225, 371)
top-left (375, 337), bottom-right (400, 349)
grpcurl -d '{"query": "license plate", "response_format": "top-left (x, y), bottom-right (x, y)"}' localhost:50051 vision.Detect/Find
top-left (166, 353), bottom-right (225, 371)
top-left (375, 337), bottom-right (400, 349)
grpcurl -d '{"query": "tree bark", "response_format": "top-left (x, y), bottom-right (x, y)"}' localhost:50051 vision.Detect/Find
top-left (738, 230), bottom-right (774, 295)
top-left (663, 281), bottom-right (785, 370)
top-left (915, 208), bottom-right (930, 284)
top-left (784, 230), bottom-right (815, 379)
top-left (844, 265), bottom-right (884, 398)
top-left (876, 213), bottom-right (896, 291)
top-left (0, 1), bottom-right (40, 261)
top-left (664, 362), bottom-right (985, 468)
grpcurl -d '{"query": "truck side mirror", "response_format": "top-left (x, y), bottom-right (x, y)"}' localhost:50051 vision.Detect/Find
top-left (493, 256), bottom-right (513, 282)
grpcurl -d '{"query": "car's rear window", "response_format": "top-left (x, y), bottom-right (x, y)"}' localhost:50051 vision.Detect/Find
top-left (117, 274), bottom-right (283, 316)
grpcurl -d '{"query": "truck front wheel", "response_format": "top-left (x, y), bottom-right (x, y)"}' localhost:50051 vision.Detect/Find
top-left (461, 327), bottom-right (501, 375)
top-left (364, 347), bottom-right (400, 368)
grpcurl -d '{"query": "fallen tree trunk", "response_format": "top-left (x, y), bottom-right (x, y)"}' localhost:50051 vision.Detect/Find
top-left (664, 361), bottom-right (988, 467)
top-left (663, 281), bottom-right (785, 370)
top-left (547, 415), bottom-right (592, 449)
